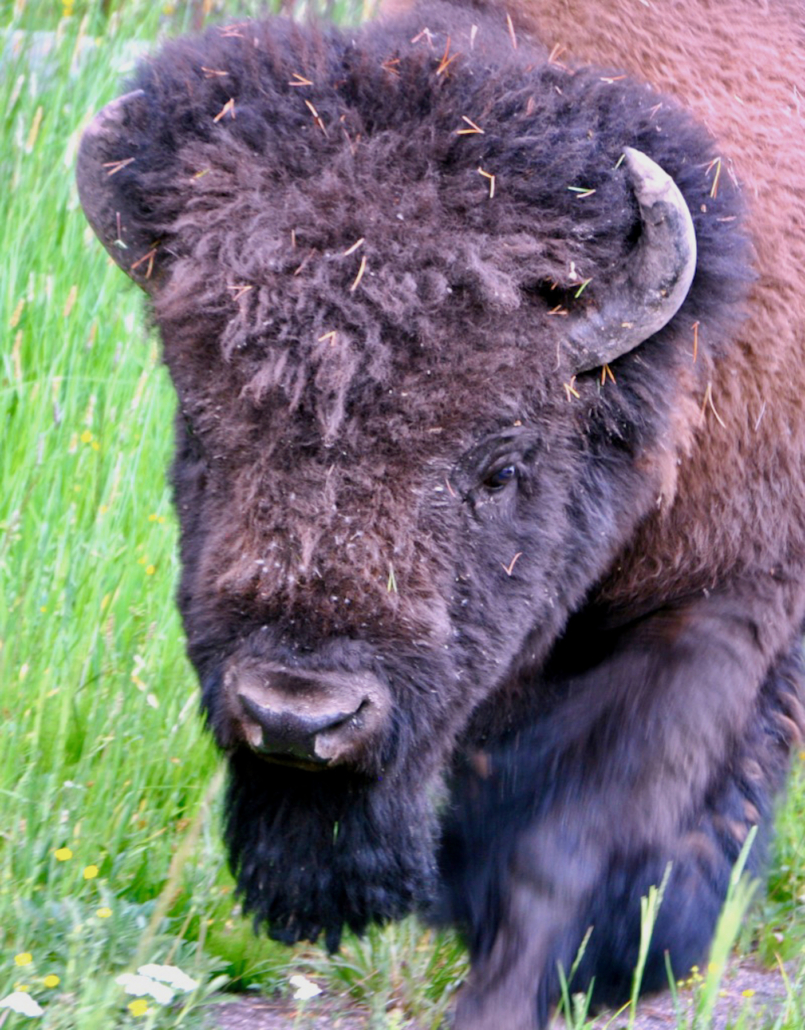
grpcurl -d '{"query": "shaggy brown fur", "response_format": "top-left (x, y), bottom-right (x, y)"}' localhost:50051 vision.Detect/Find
top-left (77, 1), bottom-right (805, 1027)
top-left (515, 0), bottom-right (805, 607)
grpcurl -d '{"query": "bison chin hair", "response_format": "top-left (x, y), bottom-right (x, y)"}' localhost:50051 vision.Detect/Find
top-left (224, 748), bottom-right (440, 952)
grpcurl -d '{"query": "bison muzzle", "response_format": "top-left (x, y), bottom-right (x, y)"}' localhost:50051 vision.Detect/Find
top-left (227, 661), bottom-right (391, 769)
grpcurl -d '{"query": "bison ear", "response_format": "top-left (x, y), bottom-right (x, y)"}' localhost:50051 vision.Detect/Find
top-left (77, 90), bottom-right (162, 292)
top-left (568, 148), bottom-right (697, 373)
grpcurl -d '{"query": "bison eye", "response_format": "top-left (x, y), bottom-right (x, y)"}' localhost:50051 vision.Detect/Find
top-left (483, 464), bottom-right (517, 491)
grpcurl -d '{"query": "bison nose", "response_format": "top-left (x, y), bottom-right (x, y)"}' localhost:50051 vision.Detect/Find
top-left (238, 693), bottom-right (363, 765)
top-left (228, 666), bottom-right (391, 771)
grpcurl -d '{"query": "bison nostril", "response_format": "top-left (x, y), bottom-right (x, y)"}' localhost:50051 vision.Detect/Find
top-left (229, 665), bottom-right (390, 769)
top-left (238, 693), bottom-right (361, 763)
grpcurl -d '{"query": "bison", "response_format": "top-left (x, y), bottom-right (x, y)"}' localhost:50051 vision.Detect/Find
top-left (76, 0), bottom-right (805, 1026)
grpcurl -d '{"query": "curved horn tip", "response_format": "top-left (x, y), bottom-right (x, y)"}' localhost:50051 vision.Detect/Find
top-left (566, 147), bottom-right (698, 373)
top-left (620, 148), bottom-right (697, 297)
top-left (83, 89), bottom-right (147, 139)
top-left (622, 146), bottom-right (676, 202)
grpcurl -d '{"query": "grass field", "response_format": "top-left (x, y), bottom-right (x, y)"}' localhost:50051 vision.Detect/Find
top-left (2, 1), bottom-right (805, 1027)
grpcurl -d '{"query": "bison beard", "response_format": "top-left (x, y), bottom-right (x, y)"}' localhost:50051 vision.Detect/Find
top-left (225, 749), bottom-right (438, 952)
top-left (74, 0), bottom-right (805, 1025)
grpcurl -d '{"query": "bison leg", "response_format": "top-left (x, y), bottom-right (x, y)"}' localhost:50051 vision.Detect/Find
top-left (439, 588), bottom-right (805, 1030)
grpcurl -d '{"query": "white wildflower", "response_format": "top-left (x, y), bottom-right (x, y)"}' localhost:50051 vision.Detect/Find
top-left (0, 991), bottom-right (44, 1017)
top-left (289, 974), bottom-right (322, 1001)
top-left (137, 964), bottom-right (199, 992)
top-left (115, 973), bottom-right (174, 1005)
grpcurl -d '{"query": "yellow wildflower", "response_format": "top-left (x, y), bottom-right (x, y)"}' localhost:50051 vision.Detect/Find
top-left (43, 975), bottom-right (60, 988)
top-left (96, 907), bottom-right (112, 919)
top-left (128, 999), bottom-right (149, 1016)
top-left (14, 954), bottom-right (33, 967)
top-left (54, 847), bottom-right (73, 861)
top-left (83, 865), bottom-right (99, 880)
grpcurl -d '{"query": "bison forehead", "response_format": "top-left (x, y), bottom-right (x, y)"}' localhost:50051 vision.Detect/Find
top-left (175, 353), bottom-right (545, 479)
top-left (139, 12), bottom-right (664, 439)
top-left (192, 451), bottom-right (461, 640)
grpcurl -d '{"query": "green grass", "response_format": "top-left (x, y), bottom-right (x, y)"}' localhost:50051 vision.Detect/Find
top-left (0, 1), bottom-right (367, 1025)
top-left (2, 1), bottom-right (805, 1027)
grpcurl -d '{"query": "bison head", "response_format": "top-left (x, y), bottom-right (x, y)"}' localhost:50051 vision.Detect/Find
top-left (76, 2), bottom-right (745, 950)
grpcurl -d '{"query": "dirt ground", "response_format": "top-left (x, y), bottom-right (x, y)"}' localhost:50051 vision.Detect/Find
top-left (208, 955), bottom-right (798, 1030)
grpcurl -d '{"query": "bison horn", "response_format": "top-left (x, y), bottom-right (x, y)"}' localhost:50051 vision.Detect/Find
top-left (76, 90), bottom-right (159, 290)
top-left (568, 147), bottom-right (697, 373)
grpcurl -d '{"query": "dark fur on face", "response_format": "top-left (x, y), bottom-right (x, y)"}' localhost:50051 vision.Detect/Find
top-left (77, 0), bottom-right (805, 1024)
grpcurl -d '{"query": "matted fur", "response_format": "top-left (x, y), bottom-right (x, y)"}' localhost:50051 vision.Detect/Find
top-left (77, 0), bottom-right (805, 1026)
